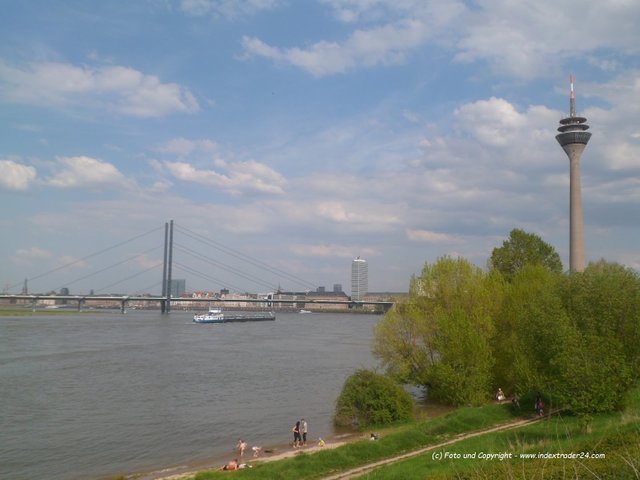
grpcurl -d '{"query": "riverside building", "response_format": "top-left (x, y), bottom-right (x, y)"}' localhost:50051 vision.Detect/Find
top-left (351, 257), bottom-right (368, 301)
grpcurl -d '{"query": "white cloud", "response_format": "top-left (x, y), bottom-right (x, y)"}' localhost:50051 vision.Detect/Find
top-left (164, 159), bottom-right (286, 195)
top-left (47, 156), bottom-right (126, 188)
top-left (454, 0), bottom-right (640, 77)
top-left (313, 200), bottom-right (401, 231)
top-left (0, 62), bottom-right (199, 117)
top-left (289, 243), bottom-right (375, 258)
top-left (16, 247), bottom-right (51, 260)
top-left (57, 256), bottom-right (88, 269)
top-left (603, 142), bottom-right (640, 171)
top-left (0, 160), bottom-right (37, 190)
top-left (155, 138), bottom-right (218, 157)
top-left (454, 97), bottom-right (559, 151)
top-left (243, 1), bottom-right (640, 79)
top-left (406, 229), bottom-right (463, 244)
top-left (242, 17), bottom-right (438, 76)
top-left (454, 97), bottom-right (525, 146)
top-left (180, 0), bottom-right (281, 18)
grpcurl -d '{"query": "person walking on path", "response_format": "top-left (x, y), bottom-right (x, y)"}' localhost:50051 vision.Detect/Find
top-left (301, 418), bottom-right (308, 447)
top-left (292, 421), bottom-right (302, 448)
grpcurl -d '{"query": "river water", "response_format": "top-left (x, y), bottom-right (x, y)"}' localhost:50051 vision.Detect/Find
top-left (0, 310), bottom-right (381, 480)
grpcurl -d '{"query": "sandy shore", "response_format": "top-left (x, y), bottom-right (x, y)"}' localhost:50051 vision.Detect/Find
top-left (130, 433), bottom-right (365, 480)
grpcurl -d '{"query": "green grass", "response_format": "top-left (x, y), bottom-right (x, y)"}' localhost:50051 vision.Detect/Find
top-left (192, 402), bottom-right (524, 480)
top-left (360, 387), bottom-right (640, 479)
top-left (190, 387), bottom-right (640, 480)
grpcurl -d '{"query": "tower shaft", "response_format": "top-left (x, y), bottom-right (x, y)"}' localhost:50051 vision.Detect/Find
top-left (567, 145), bottom-right (586, 272)
top-left (556, 75), bottom-right (591, 272)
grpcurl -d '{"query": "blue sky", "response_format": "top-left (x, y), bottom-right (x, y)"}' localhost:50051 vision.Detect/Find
top-left (1, 0), bottom-right (639, 295)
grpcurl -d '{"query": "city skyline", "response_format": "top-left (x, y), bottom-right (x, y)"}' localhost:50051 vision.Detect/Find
top-left (1, 1), bottom-right (639, 294)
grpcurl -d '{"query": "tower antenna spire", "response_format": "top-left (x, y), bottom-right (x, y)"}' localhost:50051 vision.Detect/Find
top-left (570, 74), bottom-right (575, 117)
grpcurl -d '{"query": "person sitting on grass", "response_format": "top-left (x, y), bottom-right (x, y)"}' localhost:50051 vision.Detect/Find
top-left (219, 459), bottom-right (238, 471)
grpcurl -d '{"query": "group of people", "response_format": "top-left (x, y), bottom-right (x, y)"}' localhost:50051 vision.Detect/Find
top-left (236, 439), bottom-right (262, 458)
top-left (218, 439), bottom-right (260, 471)
top-left (496, 387), bottom-right (545, 416)
top-left (219, 419), bottom-right (310, 471)
top-left (292, 418), bottom-right (308, 448)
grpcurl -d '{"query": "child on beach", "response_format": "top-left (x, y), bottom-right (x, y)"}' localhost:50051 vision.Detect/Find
top-left (236, 439), bottom-right (247, 457)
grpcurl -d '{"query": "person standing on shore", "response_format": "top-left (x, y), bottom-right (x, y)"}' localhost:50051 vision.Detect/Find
top-left (300, 418), bottom-right (308, 447)
top-left (292, 420), bottom-right (301, 448)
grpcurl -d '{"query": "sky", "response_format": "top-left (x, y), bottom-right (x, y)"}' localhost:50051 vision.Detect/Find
top-left (1, 0), bottom-right (639, 296)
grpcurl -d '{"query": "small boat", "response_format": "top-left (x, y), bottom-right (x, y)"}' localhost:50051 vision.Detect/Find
top-left (193, 308), bottom-right (276, 323)
top-left (299, 309), bottom-right (312, 314)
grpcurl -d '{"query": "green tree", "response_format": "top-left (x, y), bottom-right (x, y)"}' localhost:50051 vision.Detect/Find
top-left (497, 262), bottom-right (637, 419)
top-left (489, 229), bottom-right (562, 280)
top-left (334, 369), bottom-right (414, 428)
top-left (492, 265), bottom-right (566, 395)
top-left (373, 256), bottom-right (502, 406)
top-left (552, 334), bottom-right (633, 421)
top-left (559, 260), bottom-right (640, 375)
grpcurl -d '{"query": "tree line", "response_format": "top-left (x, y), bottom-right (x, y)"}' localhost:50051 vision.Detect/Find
top-left (363, 229), bottom-right (640, 424)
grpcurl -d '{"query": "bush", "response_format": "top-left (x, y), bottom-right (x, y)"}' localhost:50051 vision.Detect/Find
top-left (334, 369), bottom-right (414, 428)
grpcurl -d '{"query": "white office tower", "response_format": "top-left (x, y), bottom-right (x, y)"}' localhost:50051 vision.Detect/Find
top-left (351, 257), bottom-right (368, 301)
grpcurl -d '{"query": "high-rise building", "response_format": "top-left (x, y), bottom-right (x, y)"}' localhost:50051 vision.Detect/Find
top-left (351, 257), bottom-right (368, 301)
top-left (166, 279), bottom-right (186, 297)
top-left (555, 75), bottom-right (592, 272)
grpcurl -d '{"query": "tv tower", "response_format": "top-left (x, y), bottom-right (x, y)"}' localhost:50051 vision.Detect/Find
top-left (555, 75), bottom-right (591, 272)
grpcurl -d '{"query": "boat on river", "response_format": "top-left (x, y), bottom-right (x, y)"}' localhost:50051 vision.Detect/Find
top-left (193, 308), bottom-right (275, 323)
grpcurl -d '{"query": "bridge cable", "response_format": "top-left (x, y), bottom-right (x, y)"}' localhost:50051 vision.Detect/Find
top-left (94, 262), bottom-right (163, 294)
top-left (53, 245), bottom-right (163, 292)
top-left (172, 261), bottom-right (245, 293)
top-left (7, 225), bottom-right (164, 291)
top-left (174, 224), bottom-right (317, 290)
top-left (174, 244), bottom-right (276, 291)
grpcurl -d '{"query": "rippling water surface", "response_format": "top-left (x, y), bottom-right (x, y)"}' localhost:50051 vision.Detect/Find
top-left (0, 310), bottom-right (380, 479)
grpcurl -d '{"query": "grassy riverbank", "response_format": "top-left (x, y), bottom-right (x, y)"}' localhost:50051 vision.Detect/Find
top-left (0, 307), bottom-right (85, 316)
top-left (185, 403), bottom-right (524, 479)
top-left (184, 386), bottom-right (639, 479)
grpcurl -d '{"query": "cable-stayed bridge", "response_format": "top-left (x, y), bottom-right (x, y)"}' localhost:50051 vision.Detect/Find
top-left (1, 220), bottom-right (394, 313)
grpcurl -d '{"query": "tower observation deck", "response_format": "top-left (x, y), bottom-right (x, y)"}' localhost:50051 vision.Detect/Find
top-left (555, 75), bottom-right (591, 272)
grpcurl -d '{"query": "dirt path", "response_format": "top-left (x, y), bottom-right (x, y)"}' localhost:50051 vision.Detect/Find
top-left (320, 416), bottom-right (544, 480)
